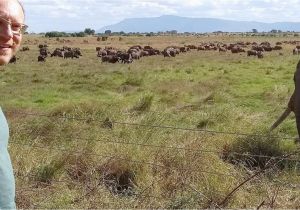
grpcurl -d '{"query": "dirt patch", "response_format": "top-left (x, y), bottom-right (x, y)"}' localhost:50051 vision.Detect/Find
top-left (98, 159), bottom-right (136, 196)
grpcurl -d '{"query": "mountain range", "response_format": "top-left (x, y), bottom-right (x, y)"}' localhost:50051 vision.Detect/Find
top-left (97, 15), bottom-right (300, 33)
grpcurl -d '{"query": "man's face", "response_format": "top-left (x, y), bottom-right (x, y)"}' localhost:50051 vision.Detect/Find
top-left (0, 0), bottom-right (24, 65)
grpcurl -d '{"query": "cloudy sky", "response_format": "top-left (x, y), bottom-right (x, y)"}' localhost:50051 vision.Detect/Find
top-left (20, 0), bottom-right (300, 33)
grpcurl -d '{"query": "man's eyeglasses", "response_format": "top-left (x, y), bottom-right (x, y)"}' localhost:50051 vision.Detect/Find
top-left (0, 16), bottom-right (28, 35)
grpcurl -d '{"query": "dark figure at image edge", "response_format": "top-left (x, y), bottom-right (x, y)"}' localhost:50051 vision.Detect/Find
top-left (270, 60), bottom-right (300, 143)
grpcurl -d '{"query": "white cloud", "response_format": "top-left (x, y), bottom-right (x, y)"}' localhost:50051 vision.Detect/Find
top-left (18, 0), bottom-right (300, 32)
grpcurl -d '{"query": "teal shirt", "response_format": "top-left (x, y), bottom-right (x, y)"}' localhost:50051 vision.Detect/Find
top-left (0, 108), bottom-right (16, 209)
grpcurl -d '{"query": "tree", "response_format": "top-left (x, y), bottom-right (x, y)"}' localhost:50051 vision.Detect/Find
top-left (71, 32), bottom-right (86, 37)
top-left (252, 29), bottom-right (258, 33)
top-left (45, 31), bottom-right (70, 37)
top-left (84, 28), bottom-right (95, 35)
top-left (270, 29), bottom-right (278, 33)
top-left (170, 30), bottom-right (177, 34)
top-left (105, 30), bottom-right (112, 35)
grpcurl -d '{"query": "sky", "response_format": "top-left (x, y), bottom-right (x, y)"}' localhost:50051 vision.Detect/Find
top-left (20, 0), bottom-right (300, 33)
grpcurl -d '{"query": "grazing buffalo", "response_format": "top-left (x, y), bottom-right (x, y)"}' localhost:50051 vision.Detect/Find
top-left (128, 48), bottom-right (138, 54)
top-left (38, 44), bottom-right (48, 49)
top-left (107, 49), bottom-right (117, 55)
top-left (73, 48), bottom-right (82, 57)
top-left (252, 46), bottom-right (264, 52)
top-left (180, 47), bottom-right (187, 53)
top-left (9, 56), bottom-right (17, 64)
top-left (131, 51), bottom-right (141, 60)
top-left (64, 51), bottom-right (78, 59)
top-left (186, 44), bottom-right (197, 50)
top-left (262, 45), bottom-right (272, 52)
top-left (219, 47), bottom-right (227, 52)
top-left (197, 46), bottom-right (205, 51)
top-left (257, 51), bottom-right (264, 59)
top-left (97, 50), bottom-right (107, 57)
top-left (118, 52), bottom-right (133, 64)
top-left (145, 49), bottom-right (158, 56)
top-left (102, 55), bottom-right (120, 63)
top-left (129, 45), bottom-right (142, 50)
top-left (260, 41), bottom-right (271, 46)
top-left (247, 50), bottom-right (257, 56)
top-left (39, 47), bottom-right (50, 57)
top-left (38, 55), bottom-right (46, 62)
top-left (144, 46), bottom-right (153, 50)
top-left (51, 49), bottom-right (64, 57)
top-left (273, 45), bottom-right (283, 50)
top-left (163, 48), bottom-right (176, 57)
top-left (140, 51), bottom-right (149, 57)
top-left (231, 47), bottom-right (245, 53)
top-left (20, 46), bottom-right (29, 51)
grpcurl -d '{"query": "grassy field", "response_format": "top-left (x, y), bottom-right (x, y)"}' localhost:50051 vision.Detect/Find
top-left (2, 34), bottom-right (300, 208)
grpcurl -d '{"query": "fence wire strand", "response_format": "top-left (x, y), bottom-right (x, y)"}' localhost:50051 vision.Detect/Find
top-left (5, 111), bottom-right (297, 141)
top-left (6, 110), bottom-right (300, 208)
top-left (10, 133), bottom-right (300, 162)
top-left (11, 141), bottom-right (235, 177)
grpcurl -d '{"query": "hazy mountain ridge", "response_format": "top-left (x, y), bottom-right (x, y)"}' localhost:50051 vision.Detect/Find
top-left (98, 15), bottom-right (300, 33)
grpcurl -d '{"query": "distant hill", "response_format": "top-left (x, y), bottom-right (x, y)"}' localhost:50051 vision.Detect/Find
top-left (97, 15), bottom-right (300, 33)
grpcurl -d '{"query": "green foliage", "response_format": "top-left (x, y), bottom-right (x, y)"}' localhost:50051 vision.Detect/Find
top-left (32, 160), bottom-right (65, 184)
top-left (45, 31), bottom-right (70, 37)
top-left (45, 31), bottom-right (86, 37)
top-left (84, 28), bottom-right (95, 35)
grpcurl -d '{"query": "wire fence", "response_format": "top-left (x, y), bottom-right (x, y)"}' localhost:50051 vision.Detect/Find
top-left (7, 110), bottom-right (300, 162)
top-left (5, 110), bottom-right (300, 208)
top-left (9, 134), bottom-right (300, 162)
top-left (5, 110), bottom-right (298, 140)
top-left (15, 172), bottom-right (218, 209)
top-left (11, 141), bottom-right (235, 177)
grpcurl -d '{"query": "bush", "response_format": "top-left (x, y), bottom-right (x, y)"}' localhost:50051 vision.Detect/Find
top-left (222, 130), bottom-right (297, 170)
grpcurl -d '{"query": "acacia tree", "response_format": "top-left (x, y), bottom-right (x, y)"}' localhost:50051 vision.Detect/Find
top-left (84, 28), bottom-right (95, 35)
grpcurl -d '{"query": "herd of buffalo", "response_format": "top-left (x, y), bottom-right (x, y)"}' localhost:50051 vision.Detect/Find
top-left (8, 40), bottom-right (300, 64)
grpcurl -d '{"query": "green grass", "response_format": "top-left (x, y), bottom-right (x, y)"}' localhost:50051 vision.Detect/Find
top-left (4, 35), bottom-right (300, 208)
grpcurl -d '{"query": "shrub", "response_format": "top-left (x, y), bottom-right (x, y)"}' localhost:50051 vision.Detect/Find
top-left (221, 130), bottom-right (297, 170)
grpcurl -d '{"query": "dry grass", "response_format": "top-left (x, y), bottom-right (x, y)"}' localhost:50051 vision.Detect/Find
top-left (2, 34), bottom-right (300, 208)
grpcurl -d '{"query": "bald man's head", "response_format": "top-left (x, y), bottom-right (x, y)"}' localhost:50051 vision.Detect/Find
top-left (17, 0), bottom-right (25, 17)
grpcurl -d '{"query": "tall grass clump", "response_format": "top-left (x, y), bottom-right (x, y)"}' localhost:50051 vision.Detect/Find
top-left (222, 130), bottom-right (297, 170)
top-left (130, 94), bottom-right (153, 113)
top-left (122, 76), bottom-right (143, 87)
top-left (31, 159), bottom-right (65, 184)
top-left (97, 158), bottom-right (139, 196)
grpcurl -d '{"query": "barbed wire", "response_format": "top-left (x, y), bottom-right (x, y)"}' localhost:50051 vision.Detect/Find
top-left (218, 149), bottom-right (300, 207)
top-left (7, 110), bottom-right (300, 207)
top-left (15, 169), bottom-right (300, 209)
top-left (5, 110), bottom-right (298, 141)
top-left (15, 173), bottom-right (198, 208)
top-left (11, 141), bottom-right (236, 177)
top-left (10, 133), bottom-right (300, 162)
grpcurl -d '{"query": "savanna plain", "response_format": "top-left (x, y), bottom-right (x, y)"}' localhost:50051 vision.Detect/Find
top-left (2, 34), bottom-right (300, 208)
